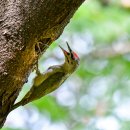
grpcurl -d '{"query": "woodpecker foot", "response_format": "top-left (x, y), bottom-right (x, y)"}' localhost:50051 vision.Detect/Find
top-left (36, 67), bottom-right (41, 75)
top-left (35, 42), bottom-right (42, 55)
top-left (35, 42), bottom-right (49, 54)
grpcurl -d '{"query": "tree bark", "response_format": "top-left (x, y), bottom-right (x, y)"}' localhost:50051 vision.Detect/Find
top-left (0, 0), bottom-right (85, 127)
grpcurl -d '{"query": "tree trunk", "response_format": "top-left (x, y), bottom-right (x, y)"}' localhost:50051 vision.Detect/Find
top-left (0, 0), bottom-right (85, 127)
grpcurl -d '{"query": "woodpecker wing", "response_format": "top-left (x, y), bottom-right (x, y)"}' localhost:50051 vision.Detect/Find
top-left (34, 65), bottom-right (62, 87)
top-left (28, 72), bottom-right (67, 102)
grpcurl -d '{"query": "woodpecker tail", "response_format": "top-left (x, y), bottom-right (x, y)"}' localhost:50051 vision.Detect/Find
top-left (10, 98), bottom-right (29, 111)
top-left (11, 101), bottom-right (22, 111)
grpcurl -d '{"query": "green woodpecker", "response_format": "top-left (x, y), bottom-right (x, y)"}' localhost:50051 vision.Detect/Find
top-left (12, 42), bottom-right (79, 110)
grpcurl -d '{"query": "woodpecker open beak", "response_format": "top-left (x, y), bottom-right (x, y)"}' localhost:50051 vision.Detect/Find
top-left (59, 42), bottom-right (73, 58)
top-left (59, 45), bottom-right (69, 58)
top-left (66, 42), bottom-right (72, 54)
top-left (66, 42), bottom-right (74, 58)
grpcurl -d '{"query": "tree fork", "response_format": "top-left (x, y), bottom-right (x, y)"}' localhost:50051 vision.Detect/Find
top-left (0, 0), bottom-right (85, 127)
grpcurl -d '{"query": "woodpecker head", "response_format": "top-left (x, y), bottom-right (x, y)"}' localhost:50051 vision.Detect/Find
top-left (59, 42), bottom-right (80, 73)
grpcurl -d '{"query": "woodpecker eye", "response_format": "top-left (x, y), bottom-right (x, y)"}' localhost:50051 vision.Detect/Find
top-left (71, 55), bottom-right (74, 60)
top-left (66, 52), bottom-right (70, 55)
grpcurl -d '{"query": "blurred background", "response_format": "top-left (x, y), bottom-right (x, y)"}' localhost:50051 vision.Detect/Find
top-left (4, 0), bottom-right (130, 130)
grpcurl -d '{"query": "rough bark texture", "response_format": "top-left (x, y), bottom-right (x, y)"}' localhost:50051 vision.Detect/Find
top-left (0, 0), bottom-right (85, 127)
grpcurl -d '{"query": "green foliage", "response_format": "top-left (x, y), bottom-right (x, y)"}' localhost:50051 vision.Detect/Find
top-left (67, 0), bottom-right (130, 43)
top-left (33, 96), bottom-right (69, 121)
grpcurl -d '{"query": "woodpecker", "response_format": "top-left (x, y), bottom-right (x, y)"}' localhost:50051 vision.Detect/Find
top-left (11, 42), bottom-right (79, 110)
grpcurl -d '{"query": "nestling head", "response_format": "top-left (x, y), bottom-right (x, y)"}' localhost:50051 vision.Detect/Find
top-left (59, 42), bottom-right (80, 73)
